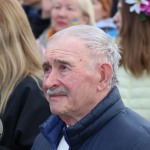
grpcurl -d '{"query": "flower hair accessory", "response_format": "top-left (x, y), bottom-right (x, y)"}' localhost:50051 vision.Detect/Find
top-left (125, 0), bottom-right (150, 21)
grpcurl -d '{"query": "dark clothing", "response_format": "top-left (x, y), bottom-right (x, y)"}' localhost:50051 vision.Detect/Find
top-left (32, 87), bottom-right (150, 150)
top-left (111, 0), bottom-right (119, 17)
top-left (22, 5), bottom-right (39, 26)
top-left (0, 76), bottom-right (51, 150)
top-left (22, 5), bottom-right (50, 38)
top-left (31, 10), bottom-right (51, 39)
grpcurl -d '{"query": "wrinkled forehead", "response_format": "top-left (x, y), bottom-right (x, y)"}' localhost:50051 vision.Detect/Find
top-left (47, 35), bottom-right (84, 52)
top-left (44, 36), bottom-right (91, 62)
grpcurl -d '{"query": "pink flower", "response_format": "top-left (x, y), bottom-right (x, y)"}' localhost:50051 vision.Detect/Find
top-left (140, 0), bottom-right (150, 15)
top-left (140, 4), bottom-right (148, 11)
top-left (145, 7), bottom-right (150, 15)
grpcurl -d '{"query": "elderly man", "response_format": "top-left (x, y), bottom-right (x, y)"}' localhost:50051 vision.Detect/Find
top-left (32, 25), bottom-right (150, 150)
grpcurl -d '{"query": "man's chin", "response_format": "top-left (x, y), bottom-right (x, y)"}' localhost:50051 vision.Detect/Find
top-left (50, 106), bottom-right (62, 115)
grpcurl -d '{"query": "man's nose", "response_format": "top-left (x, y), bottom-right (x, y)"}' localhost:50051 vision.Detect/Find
top-left (44, 70), bottom-right (60, 89)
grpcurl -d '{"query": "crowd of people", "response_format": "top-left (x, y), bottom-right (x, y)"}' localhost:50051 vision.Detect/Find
top-left (0, 0), bottom-right (150, 149)
top-left (37, 0), bottom-right (95, 57)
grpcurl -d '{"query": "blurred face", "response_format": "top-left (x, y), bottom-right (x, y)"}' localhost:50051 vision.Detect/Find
top-left (43, 36), bottom-right (100, 124)
top-left (41, 0), bottom-right (52, 18)
top-left (51, 0), bottom-right (88, 32)
top-left (92, 0), bottom-right (104, 21)
top-left (113, 1), bottom-right (122, 33)
top-left (41, 0), bottom-right (51, 11)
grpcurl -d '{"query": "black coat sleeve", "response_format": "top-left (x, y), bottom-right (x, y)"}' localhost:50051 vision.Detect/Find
top-left (0, 77), bottom-right (51, 150)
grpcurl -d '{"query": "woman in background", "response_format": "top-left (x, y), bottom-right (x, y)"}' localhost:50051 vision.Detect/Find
top-left (0, 0), bottom-right (50, 149)
top-left (114, 0), bottom-right (150, 120)
top-left (37, 0), bottom-right (95, 57)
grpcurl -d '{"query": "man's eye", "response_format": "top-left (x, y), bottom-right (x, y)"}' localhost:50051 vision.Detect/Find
top-left (43, 66), bottom-right (51, 73)
top-left (60, 65), bottom-right (67, 70)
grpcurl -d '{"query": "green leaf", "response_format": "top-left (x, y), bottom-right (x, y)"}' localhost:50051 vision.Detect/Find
top-left (140, 13), bottom-right (147, 21)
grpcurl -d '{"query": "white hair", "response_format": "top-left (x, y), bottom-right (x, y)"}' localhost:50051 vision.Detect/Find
top-left (47, 25), bottom-right (121, 87)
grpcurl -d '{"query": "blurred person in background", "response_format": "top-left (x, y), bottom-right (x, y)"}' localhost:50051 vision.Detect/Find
top-left (30, 0), bottom-right (52, 38)
top-left (92, 0), bottom-right (118, 39)
top-left (18, 0), bottom-right (23, 4)
top-left (23, 0), bottom-right (41, 7)
top-left (111, 0), bottom-right (119, 17)
top-left (114, 0), bottom-right (150, 120)
top-left (22, 0), bottom-right (42, 38)
top-left (0, 0), bottom-right (50, 149)
top-left (37, 0), bottom-right (95, 57)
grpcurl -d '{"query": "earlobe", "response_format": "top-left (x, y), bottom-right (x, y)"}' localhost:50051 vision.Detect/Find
top-left (97, 63), bottom-right (113, 91)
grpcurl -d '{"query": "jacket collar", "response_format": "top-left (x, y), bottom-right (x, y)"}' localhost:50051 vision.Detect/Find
top-left (40, 115), bottom-right (65, 150)
top-left (40, 86), bottom-right (125, 149)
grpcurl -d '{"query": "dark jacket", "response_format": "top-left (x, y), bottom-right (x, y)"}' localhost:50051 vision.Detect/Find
top-left (32, 87), bottom-right (150, 150)
top-left (31, 10), bottom-right (51, 39)
top-left (22, 5), bottom-right (51, 38)
top-left (0, 76), bottom-right (51, 150)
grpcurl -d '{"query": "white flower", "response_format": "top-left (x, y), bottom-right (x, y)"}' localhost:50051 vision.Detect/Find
top-left (125, 0), bottom-right (138, 4)
top-left (125, 0), bottom-right (149, 14)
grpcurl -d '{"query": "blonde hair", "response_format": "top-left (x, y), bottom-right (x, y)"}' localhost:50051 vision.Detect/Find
top-left (0, 0), bottom-right (43, 113)
top-left (76, 0), bottom-right (95, 25)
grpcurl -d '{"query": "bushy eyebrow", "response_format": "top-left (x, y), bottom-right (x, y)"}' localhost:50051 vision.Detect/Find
top-left (54, 59), bottom-right (72, 66)
top-left (42, 59), bottom-right (73, 68)
top-left (42, 61), bottom-right (49, 69)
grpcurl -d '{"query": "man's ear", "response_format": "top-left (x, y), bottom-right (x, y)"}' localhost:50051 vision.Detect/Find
top-left (97, 63), bottom-right (113, 91)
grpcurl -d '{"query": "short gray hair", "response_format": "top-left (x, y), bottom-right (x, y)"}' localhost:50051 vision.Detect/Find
top-left (47, 25), bottom-right (121, 87)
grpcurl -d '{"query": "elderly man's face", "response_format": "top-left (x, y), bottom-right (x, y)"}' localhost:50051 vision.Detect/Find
top-left (43, 36), bottom-right (100, 125)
